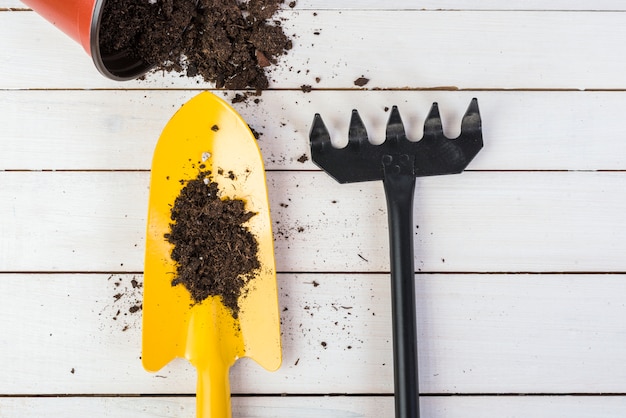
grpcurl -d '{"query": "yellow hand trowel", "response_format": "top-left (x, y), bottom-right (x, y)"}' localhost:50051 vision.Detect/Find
top-left (142, 92), bottom-right (281, 417)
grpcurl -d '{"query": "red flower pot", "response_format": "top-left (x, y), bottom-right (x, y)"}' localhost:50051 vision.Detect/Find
top-left (22, 0), bottom-right (153, 80)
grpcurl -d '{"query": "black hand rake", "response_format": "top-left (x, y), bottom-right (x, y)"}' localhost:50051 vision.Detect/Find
top-left (309, 99), bottom-right (483, 418)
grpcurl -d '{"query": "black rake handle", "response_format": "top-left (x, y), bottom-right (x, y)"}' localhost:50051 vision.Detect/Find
top-left (383, 154), bottom-right (420, 418)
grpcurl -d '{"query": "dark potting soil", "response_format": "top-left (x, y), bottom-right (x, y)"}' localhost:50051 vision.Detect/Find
top-left (100, 0), bottom-right (292, 90)
top-left (164, 171), bottom-right (260, 318)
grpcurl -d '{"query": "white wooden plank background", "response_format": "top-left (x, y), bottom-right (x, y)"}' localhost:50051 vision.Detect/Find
top-left (6, 0), bottom-right (626, 11)
top-left (5, 10), bottom-right (626, 89)
top-left (3, 90), bottom-right (626, 171)
top-left (2, 396), bottom-right (626, 418)
top-left (3, 1), bottom-right (626, 417)
top-left (2, 171), bottom-right (626, 273)
top-left (2, 273), bottom-right (626, 395)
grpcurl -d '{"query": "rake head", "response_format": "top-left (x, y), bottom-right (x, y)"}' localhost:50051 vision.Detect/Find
top-left (310, 99), bottom-right (483, 183)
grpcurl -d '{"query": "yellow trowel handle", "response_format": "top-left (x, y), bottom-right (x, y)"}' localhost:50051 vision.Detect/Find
top-left (197, 362), bottom-right (231, 418)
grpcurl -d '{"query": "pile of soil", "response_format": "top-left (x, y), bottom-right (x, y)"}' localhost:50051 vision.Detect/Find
top-left (164, 171), bottom-right (260, 317)
top-left (100, 0), bottom-right (292, 89)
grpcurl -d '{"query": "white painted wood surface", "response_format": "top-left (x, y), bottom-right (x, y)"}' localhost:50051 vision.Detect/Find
top-left (2, 396), bottom-right (626, 418)
top-left (3, 90), bottom-right (626, 171)
top-left (3, 171), bottom-right (626, 273)
top-left (2, 1), bottom-right (626, 417)
top-left (5, 10), bottom-right (626, 89)
top-left (2, 274), bottom-right (626, 395)
top-left (7, 0), bottom-right (626, 11)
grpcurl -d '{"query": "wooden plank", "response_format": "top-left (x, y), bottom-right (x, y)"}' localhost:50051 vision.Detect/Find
top-left (1, 273), bottom-right (626, 395)
top-left (4, 11), bottom-right (626, 89)
top-left (0, 172), bottom-right (149, 272)
top-left (3, 90), bottom-right (626, 171)
top-left (293, 0), bottom-right (626, 10)
top-left (1, 171), bottom-right (626, 273)
top-left (4, 0), bottom-right (626, 11)
top-left (0, 3), bottom-right (26, 9)
top-left (2, 395), bottom-right (626, 418)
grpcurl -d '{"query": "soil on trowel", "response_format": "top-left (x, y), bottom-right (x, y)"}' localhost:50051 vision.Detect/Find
top-left (100, 0), bottom-right (293, 90)
top-left (164, 171), bottom-right (261, 318)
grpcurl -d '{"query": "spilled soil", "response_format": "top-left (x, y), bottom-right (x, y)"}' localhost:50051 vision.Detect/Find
top-left (100, 0), bottom-right (293, 89)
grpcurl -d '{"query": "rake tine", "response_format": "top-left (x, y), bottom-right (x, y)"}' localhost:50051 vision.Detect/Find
top-left (348, 109), bottom-right (368, 149)
top-left (460, 98), bottom-right (482, 135)
top-left (423, 102), bottom-right (444, 139)
top-left (310, 113), bottom-right (332, 152)
top-left (386, 106), bottom-right (406, 144)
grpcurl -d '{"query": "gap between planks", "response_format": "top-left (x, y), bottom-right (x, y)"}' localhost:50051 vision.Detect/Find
top-left (3, 271), bottom-right (626, 276)
top-left (2, 392), bottom-right (626, 397)
top-left (9, 87), bottom-right (626, 92)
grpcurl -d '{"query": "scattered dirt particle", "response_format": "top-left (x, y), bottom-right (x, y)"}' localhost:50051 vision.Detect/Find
top-left (312, 280), bottom-right (319, 287)
top-left (255, 50), bottom-right (271, 68)
top-left (232, 93), bottom-right (247, 104)
top-left (300, 84), bottom-right (312, 93)
top-left (294, 357), bottom-right (300, 365)
top-left (289, 1), bottom-right (296, 7)
top-left (103, 276), bottom-right (144, 332)
top-left (70, 368), bottom-right (75, 374)
top-left (297, 154), bottom-right (309, 163)
top-left (211, 124), bottom-right (219, 132)
top-left (354, 77), bottom-right (370, 87)
top-left (321, 341), bottom-right (327, 348)
top-left (249, 126), bottom-right (263, 140)
top-left (315, 77), bottom-right (321, 83)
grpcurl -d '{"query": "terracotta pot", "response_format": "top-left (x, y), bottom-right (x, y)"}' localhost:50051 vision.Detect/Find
top-left (21, 0), bottom-right (152, 80)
